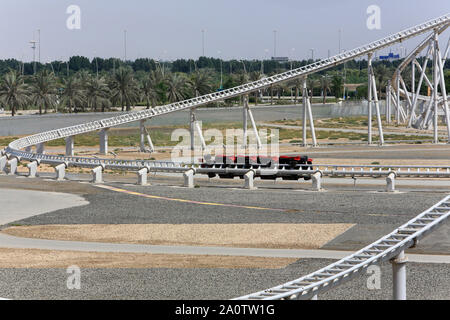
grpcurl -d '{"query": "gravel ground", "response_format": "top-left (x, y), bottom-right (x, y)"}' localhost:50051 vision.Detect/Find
top-left (0, 259), bottom-right (449, 300)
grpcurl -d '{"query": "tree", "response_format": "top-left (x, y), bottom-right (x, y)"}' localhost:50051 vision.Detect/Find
top-left (109, 67), bottom-right (140, 111)
top-left (375, 64), bottom-right (389, 99)
top-left (166, 73), bottom-right (188, 103)
top-left (29, 69), bottom-right (58, 114)
top-left (320, 75), bottom-right (331, 104)
top-left (306, 77), bottom-right (319, 97)
top-left (141, 70), bottom-right (164, 109)
top-left (332, 75), bottom-right (343, 100)
top-left (0, 71), bottom-right (29, 117)
top-left (249, 71), bottom-right (262, 105)
top-left (290, 77), bottom-right (303, 104)
top-left (85, 76), bottom-right (110, 112)
top-left (60, 77), bottom-right (85, 113)
top-left (188, 69), bottom-right (212, 97)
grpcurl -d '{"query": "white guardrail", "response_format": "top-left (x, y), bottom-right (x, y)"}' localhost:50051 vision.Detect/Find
top-left (235, 195), bottom-right (450, 300)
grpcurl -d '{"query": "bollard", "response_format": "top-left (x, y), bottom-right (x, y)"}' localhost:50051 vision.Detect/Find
top-left (55, 163), bottom-right (67, 181)
top-left (386, 172), bottom-right (396, 192)
top-left (137, 168), bottom-right (149, 186)
top-left (36, 143), bottom-right (45, 154)
top-left (311, 171), bottom-right (322, 191)
top-left (391, 250), bottom-right (407, 300)
top-left (65, 136), bottom-right (74, 156)
top-left (7, 158), bottom-right (18, 175)
top-left (183, 169), bottom-right (195, 188)
top-left (0, 156), bottom-right (7, 174)
top-left (244, 170), bottom-right (256, 190)
top-left (92, 166), bottom-right (103, 184)
top-left (27, 161), bottom-right (39, 178)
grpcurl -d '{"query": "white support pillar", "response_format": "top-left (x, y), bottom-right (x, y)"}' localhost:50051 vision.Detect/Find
top-left (243, 95), bottom-right (249, 148)
top-left (244, 170), bottom-right (256, 190)
top-left (36, 143), bottom-right (45, 154)
top-left (368, 53), bottom-right (373, 145)
top-left (0, 156), bottom-right (7, 174)
top-left (137, 167), bottom-right (149, 186)
top-left (65, 136), bottom-right (74, 156)
top-left (27, 161), bottom-right (39, 178)
top-left (247, 108), bottom-right (262, 149)
top-left (396, 70), bottom-right (401, 124)
top-left (311, 171), bottom-right (322, 191)
top-left (183, 168), bottom-right (195, 188)
top-left (7, 157), bottom-right (18, 175)
top-left (92, 166), bottom-right (104, 184)
top-left (386, 172), bottom-right (396, 192)
top-left (435, 35), bottom-right (450, 143)
top-left (370, 72), bottom-right (385, 145)
top-left (190, 108), bottom-right (196, 153)
top-left (391, 250), bottom-right (407, 300)
top-left (99, 129), bottom-right (109, 155)
top-left (194, 121), bottom-right (207, 151)
top-left (433, 33), bottom-right (439, 144)
top-left (140, 120), bottom-right (146, 152)
top-left (302, 77), bottom-right (308, 146)
top-left (55, 163), bottom-right (66, 181)
top-left (386, 82), bottom-right (391, 124)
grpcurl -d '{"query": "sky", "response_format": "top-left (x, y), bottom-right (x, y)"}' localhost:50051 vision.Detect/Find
top-left (0, 0), bottom-right (449, 62)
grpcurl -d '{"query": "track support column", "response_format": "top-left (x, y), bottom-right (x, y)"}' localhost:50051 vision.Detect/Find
top-left (386, 172), bottom-right (396, 192)
top-left (244, 170), bottom-right (256, 190)
top-left (65, 136), bottom-right (74, 156)
top-left (27, 160), bottom-right (39, 178)
top-left (311, 171), bottom-right (322, 191)
top-left (36, 143), bottom-right (45, 154)
top-left (55, 163), bottom-right (67, 181)
top-left (99, 129), bottom-right (109, 155)
top-left (391, 250), bottom-right (407, 300)
top-left (92, 166), bottom-right (104, 184)
top-left (7, 157), bottom-right (18, 175)
top-left (183, 168), bottom-right (195, 188)
top-left (0, 155), bottom-right (7, 174)
top-left (137, 167), bottom-right (149, 186)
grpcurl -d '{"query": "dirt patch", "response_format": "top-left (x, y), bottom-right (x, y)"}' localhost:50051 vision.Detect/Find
top-left (2, 223), bottom-right (354, 249)
top-left (0, 248), bottom-right (296, 269)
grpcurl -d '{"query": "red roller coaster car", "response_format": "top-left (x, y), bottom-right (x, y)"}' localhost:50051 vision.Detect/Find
top-left (200, 155), bottom-right (313, 180)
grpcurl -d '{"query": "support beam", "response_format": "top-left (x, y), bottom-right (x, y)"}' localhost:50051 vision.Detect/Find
top-left (244, 170), bottom-right (256, 190)
top-left (140, 120), bottom-right (155, 153)
top-left (92, 166), bottom-right (104, 184)
top-left (391, 250), bottom-right (407, 300)
top-left (36, 143), bottom-right (45, 154)
top-left (27, 161), bottom-right (39, 178)
top-left (190, 108), bottom-right (196, 153)
top-left (55, 163), bottom-right (66, 181)
top-left (99, 129), bottom-right (109, 155)
top-left (247, 108), bottom-right (262, 149)
top-left (386, 172), bottom-right (396, 192)
top-left (7, 158), bottom-right (18, 175)
top-left (65, 136), bottom-right (74, 156)
top-left (0, 156), bottom-right (7, 174)
top-left (433, 32), bottom-right (439, 144)
top-left (137, 167), bottom-right (149, 186)
top-left (311, 171), bottom-right (322, 191)
top-left (243, 95), bottom-right (249, 148)
top-left (302, 77), bottom-right (317, 147)
top-left (368, 53), bottom-right (373, 144)
top-left (302, 78), bottom-right (308, 146)
top-left (183, 168), bottom-right (195, 188)
top-left (435, 36), bottom-right (450, 143)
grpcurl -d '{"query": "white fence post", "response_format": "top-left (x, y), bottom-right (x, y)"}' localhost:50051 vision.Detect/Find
top-left (137, 167), bottom-right (149, 186)
top-left (55, 163), bottom-right (67, 181)
top-left (92, 166), bottom-right (104, 184)
top-left (244, 170), bottom-right (256, 190)
top-left (27, 161), bottom-right (39, 178)
top-left (183, 168), bottom-right (195, 188)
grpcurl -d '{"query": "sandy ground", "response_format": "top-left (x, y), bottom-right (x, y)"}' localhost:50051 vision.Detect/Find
top-left (0, 248), bottom-right (295, 269)
top-left (2, 223), bottom-right (354, 249)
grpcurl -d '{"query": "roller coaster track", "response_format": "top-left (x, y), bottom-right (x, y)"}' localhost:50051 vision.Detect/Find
top-left (2, 13), bottom-right (450, 169)
top-left (1, 13), bottom-right (450, 301)
top-left (235, 195), bottom-right (450, 300)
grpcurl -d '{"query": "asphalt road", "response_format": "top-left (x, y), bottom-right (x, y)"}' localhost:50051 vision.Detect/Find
top-left (0, 259), bottom-right (449, 300)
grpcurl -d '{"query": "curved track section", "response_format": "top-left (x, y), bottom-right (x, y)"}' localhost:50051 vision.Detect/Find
top-left (2, 14), bottom-right (450, 170)
top-left (235, 195), bottom-right (450, 300)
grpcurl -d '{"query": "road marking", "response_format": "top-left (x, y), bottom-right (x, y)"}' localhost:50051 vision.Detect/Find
top-left (96, 184), bottom-right (290, 212)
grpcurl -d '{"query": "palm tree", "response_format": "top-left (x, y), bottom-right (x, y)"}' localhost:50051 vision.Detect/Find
top-left (166, 73), bottom-right (188, 103)
top-left (188, 69), bottom-right (212, 97)
top-left (109, 67), bottom-right (140, 111)
top-left (249, 71), bottom-right (262, 105)
top-left (141, 70), bottom-right (164, 109)
top-left (290, 77), bottom-right (303, 104)
top-left (320, 75), bottom-right (331, 104)
top-left (332, 75), bottom-right (343, 99)
top-left (306, 77), bottom-right (319, 98)
top-left (60, 77), bottom-right (85, 113)
top-left (0, 71), bottom-right (29, 117)
top-left (85, 76), bottom-right (111, 112)
top-left (29, 69), bottom-right (58, 114)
